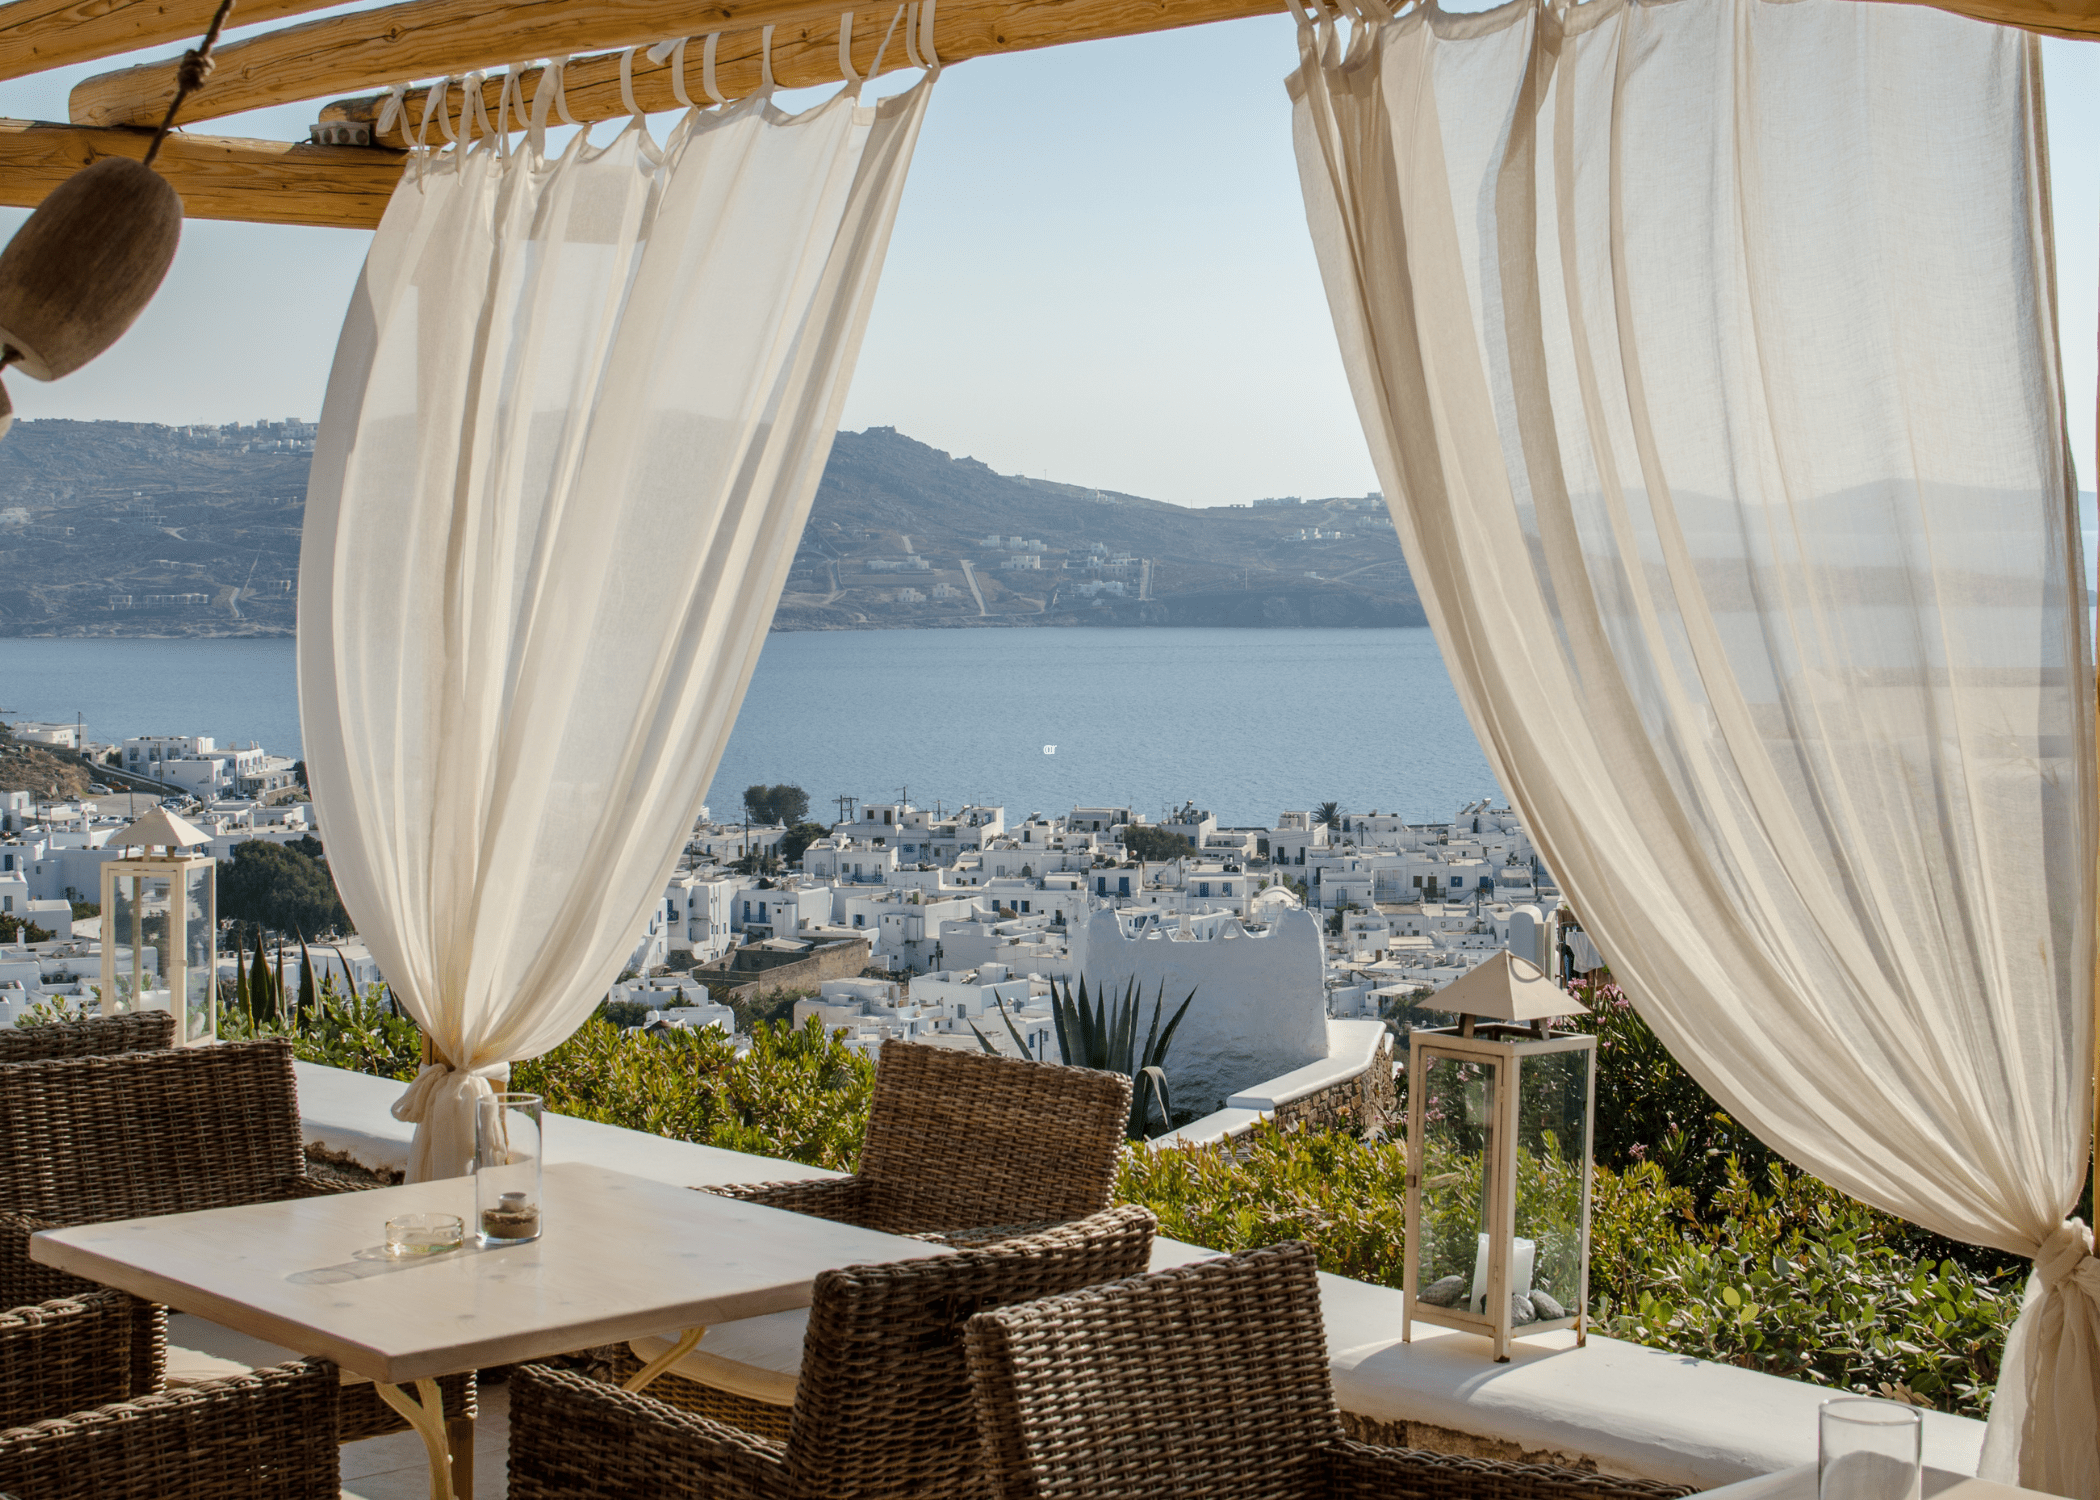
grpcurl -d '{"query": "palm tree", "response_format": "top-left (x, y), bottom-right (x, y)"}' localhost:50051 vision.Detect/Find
top-left (1312, 800), bottom-right (1345, 828)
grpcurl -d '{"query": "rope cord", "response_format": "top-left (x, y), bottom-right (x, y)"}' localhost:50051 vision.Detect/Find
top-left (144, 0), bottom-right (238, 169)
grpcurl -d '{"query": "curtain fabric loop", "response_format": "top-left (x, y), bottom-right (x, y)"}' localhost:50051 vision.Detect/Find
top-left (916, 0), bottom-right (939, 68)
top-left (839, 12), bottom-right (859, 86)
top-left (905, 2), bottom-right (923, 68)
top-left (702, 33), bottom-right (728, 103)
top-left (870, 6), bottom-right (906, 81)
top-left (645, 38), bottom-right (697, 108)
top-left (1285, 0), bottom-right (2091, 1489)
top-left (618, 46), bottom-right (644, 117)
top-left (376, 83), bottom-right (409, 139)
top-left (760, 24), bottom-right (777, 90)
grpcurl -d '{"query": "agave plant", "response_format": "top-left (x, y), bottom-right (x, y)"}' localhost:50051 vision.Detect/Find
top-left (971, 975), bottom-right (1194, 1140)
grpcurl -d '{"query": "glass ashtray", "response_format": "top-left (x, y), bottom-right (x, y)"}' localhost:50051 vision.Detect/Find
top-left (385, 1213), bottom-right (464, 1257)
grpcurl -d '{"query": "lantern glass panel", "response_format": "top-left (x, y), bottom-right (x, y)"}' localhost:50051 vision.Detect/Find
top-left (1415, 1046), bottom-right (1500, 1315)
top-left (133, 874), bottom-right (174, 1014)
top-left (1513, 1045), bottom-right (1590, 1321)
top-left (181, 863), bottom-right (213, 1044)
top-left (107, 874), bottom-right (142, 1010)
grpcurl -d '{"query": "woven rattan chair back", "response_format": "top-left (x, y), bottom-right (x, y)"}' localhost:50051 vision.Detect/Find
top-left (965, 1241), bottom-right (1341, 1500)
top-left (855, 1038), bottom-right (1132, 1235)
top-left (783, 1202), bottom-right (1157, 1500)
top-left (0, 1011), bottom-right (175, 1064)
top-left (0, 1038), bottom-right (307, 1224)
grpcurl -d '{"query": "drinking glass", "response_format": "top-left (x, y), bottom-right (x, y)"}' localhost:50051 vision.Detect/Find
top-left (1819, 1397), bottom-right (1921, 1500)
top-left (474, 1092), bottom-right (543, 1245)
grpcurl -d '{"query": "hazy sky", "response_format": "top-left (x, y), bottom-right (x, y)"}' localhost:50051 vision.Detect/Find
top-left (2, 12), bottom-right (2094, 507)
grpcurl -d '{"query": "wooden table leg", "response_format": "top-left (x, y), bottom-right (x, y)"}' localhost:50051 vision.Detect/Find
top-left (374, 1378), bottom-right (454, 1500)
top-left (448, 1412), bottom-right (475, 1498)
top-left (621, 1327), bottom-right (706, 1395)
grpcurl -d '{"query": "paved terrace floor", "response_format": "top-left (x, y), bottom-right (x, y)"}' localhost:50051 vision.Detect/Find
top-left (297, 1062), bottom-right (1988, 1493)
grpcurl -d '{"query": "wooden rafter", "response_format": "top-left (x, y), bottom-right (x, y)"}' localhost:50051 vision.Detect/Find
top-left (317, 0), bottom-right (1288, 148)
top-left (0, 0), bottom-right (343, 86)
top-left (67, 0), bottom-right (873, 131)
top-left (0, 119), bottom-right (404, 229)
top-left (55, 0), bottom-right (2100, 136)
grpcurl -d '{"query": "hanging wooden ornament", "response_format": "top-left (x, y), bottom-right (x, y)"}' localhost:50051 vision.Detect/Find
top-left (0, 0), bottom-right (235, 439)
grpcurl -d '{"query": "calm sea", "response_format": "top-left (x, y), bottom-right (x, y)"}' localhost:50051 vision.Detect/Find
top-left (0, 627), bottom-right (1497, 826)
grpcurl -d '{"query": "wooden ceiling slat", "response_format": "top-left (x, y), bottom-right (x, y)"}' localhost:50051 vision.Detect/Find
top-left (317, 0), bottom-right (1289, 148)
top-left (0, 0), bottom-right (343, 86)
top-left (0, 119), bottom-right (404, 229)
top-left (66, 0), bottom-right (871, 131)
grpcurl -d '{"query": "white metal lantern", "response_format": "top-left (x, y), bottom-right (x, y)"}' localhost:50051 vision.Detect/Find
top-left (1404, 951), bottom-right (1596, 1362)
top-left (99, 807), bottom-right (216, 1047)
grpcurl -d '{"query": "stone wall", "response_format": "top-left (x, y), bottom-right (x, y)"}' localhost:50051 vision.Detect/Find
top-left (689, 937), bottom-right (872, 1001)
top-left (1338, 1412), bottom-right (1604, 1474)
top-left (1270, 1033), bottom-right (1397, 1137)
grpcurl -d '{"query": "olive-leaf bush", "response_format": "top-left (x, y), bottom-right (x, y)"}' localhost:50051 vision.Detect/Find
top-left (240, 993), bottom-right (874, 1172)
top-left (514, 1016), bottom-right (873, 1170)
top-left (1117, 1123), bottom-right (2017, 1418)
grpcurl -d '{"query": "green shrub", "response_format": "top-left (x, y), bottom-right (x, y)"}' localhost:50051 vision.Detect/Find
top-left (514, 1015), bottom-right (873, 1170)
top-left (1115, 1123), bottom-right (2018, 1418)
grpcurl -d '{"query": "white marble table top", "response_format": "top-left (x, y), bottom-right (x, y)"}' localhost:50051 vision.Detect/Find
top-left (32, 1162), bottom-right (951, 1385)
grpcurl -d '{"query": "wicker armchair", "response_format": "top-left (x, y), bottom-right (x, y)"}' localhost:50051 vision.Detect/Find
top-left (0, 1038), bottom-right (472, 1444)
top-left (612, 1039), bottom-right (1136, 1426)
top-left (0, 1009), bottom-right (174, 1063)
top-left (965, 1242), bottom-right (1695, 1500)
top-left (0, 1356), bottom-right (341, 1500)
top-left (712, 1039), bottom-right (1135, 1242)
top-left (510, 1203), bottom-right (1159, 1500)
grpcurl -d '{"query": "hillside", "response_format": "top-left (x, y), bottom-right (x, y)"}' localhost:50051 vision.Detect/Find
top-left (0, 420), bottom-right (1423, 636)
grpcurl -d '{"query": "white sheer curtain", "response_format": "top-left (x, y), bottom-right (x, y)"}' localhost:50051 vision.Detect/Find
top-left (1289, 0), bottom-right (2096, 1488)
top-left (300, 42), bottom-right (935, 1183)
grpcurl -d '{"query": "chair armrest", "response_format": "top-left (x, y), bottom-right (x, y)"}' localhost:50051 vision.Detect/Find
top-left (0, 1214), bottom-right (165, 1399)
top-left (0, 1356), bottom-right (340, 1500)
top-left (268, 1174), bottom-right (372, 1199)
top-left (509, 1362), bottom-right (792, 1500)
top-left (1323, 1439), bottom-right (1697, 1500)
top-left (919, 1218), bottom-right (1069, 1250)
top-left (0, 1290), bottom-right (148, 1429)
top-left (703, 1176), bottom-right (872, 1227)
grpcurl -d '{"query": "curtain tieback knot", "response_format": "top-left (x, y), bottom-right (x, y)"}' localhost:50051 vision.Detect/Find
top-left (2036, 1218), bottom-right (2099, 1298)
top-left (392, 1060), bottom-right (511, 1182)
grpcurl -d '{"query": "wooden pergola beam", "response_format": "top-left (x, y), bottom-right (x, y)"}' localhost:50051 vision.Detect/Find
top-left (0, 0), bottom-right (344, 86)
top-left (0, 119), bottom-right (405, 230)
top-left (317, 0), bottom-right (1288, 148)
top-left (59, 0), bottom-right (2100, 135)
top-left (66, 0), bottom-right (877, 131)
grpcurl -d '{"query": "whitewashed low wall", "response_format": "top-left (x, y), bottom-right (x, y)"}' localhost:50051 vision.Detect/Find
top-left (1069, 907), bottom-right (1329, 1116)
top-left (1155, 1017), bottom-right (1391, 1146)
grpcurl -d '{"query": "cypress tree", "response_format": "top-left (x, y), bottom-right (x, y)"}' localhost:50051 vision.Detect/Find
top-left (234, 932), bottom-right (249, 1022)
top-left (248, 938), bottom-right (275, 1025)
top-left (297, 934), bottom-right (318, 1023)
top-left (274, 944), bottom-right (287, 1031)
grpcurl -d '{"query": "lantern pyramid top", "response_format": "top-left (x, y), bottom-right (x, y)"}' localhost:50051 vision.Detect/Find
top-left (1437, 950), bottom-right (1587, 1024)
top-left (109, 807), bottom-right (210, 851)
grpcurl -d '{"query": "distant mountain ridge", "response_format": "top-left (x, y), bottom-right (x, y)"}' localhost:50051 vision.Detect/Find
top-left (0, 419), bottom-right (1424, 637)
